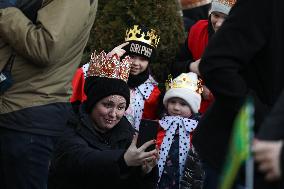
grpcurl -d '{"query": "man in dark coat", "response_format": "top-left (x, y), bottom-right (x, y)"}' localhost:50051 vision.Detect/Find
top-left (191, 0), bottom-right (284, 188)
top-left (253, 89), bottom-right (284, 187)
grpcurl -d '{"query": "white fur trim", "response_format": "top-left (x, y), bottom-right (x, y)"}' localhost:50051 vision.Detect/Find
top-left (125, 76), bottom-right (156, 130)
top-left (82, 63), bottom-right (90, 78)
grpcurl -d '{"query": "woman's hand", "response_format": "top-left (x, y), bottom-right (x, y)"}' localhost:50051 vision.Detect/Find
top-left (253, 139), bottom-right (283, 181)
top-left (141, 145), bottom-right (159, 174)
top-left (107, 42), bottom-right (129, 58)
top-left (124, 134), bottom-right (158, 167)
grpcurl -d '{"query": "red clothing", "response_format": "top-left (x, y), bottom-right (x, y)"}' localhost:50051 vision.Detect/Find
top-left (187, 19), bottom-right (209, 61)
top-left (70, 67), bottom-right (87, 103)
top-left (142, 85), bottom-right (161, 120)
top-left (156, 127), bottom-right (166, 148)
top-left (199, 96), bottom-right (214, 114)
top-left (125, 79), bottom-right (161, 130)
top-left (71, 64), bottom-right (161, 124)
top-left (156, 127), bottom-right (194, 149)
top-left (187, 20), bottom-right (214, 114)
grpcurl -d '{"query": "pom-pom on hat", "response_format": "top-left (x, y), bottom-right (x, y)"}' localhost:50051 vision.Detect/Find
top-left (124, 25), bottom-right (160, 61)
top-left (84, 51), bottom-right (132, 113)
top-left (211, 0), bottom-right (236, 15)
top-left (163, 72), bottom-right (203, 113)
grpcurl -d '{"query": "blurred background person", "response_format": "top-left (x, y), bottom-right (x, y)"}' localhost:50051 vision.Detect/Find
top-left (179, 0), bottom-right (212, 32)
top-left (253, 89), bottom-right (284, 188)
top-left (172, 0), bottom-right (237, 115)
top-left (192, 0), bottom-right (284, 188)
top-left (156, 72), bottom-right (202, 189)
top-left (0, 1), bottom-right (98, 189)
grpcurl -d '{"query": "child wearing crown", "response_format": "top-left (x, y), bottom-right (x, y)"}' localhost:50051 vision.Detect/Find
top-left (156, 72), bottom-right (202, 189)
top-left (123, 25), bottom-right (161, 131)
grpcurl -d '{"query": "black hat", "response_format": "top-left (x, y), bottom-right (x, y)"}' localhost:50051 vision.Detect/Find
top-left (84, 51), bottom-right (132, 113)
top-left (124, 25), bottom-right (160, 61)
top-left (84, 76), bottom-right (130, 113)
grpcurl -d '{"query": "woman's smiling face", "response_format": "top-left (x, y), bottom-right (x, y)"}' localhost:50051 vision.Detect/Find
top-left (91, 95), bottom-right (127, 133)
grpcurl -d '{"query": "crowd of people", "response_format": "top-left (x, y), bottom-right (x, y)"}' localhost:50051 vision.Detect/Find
top-left (0, 0), bottom-right (284, 189)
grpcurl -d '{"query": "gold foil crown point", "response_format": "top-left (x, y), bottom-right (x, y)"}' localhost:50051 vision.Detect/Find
top-left (87, 51), bottom-right (132, 82)
top-left (125, 25), bottom-right (160, 48)
top-left (166, 73), bottom-right (203, 94)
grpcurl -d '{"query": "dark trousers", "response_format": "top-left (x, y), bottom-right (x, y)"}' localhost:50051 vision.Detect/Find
top-left (0, 127), bottom-right (57, 189)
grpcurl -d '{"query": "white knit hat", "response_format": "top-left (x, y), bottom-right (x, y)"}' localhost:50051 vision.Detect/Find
top-left (163, 73), bottom-right (202, 113)
top-left (211, 0), bottom-right (236, 15)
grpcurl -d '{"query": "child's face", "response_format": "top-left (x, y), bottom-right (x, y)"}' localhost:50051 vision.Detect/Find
top-left (167, 97), bottom-right (192, 118)
top-left (129, 55), bottom-right (149, 75)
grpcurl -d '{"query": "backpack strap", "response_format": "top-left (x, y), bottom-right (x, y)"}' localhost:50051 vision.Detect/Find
top-left (3, 51), bottom-right (16, 73)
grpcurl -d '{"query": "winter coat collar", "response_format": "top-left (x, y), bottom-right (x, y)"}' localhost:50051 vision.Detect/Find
top-left (74, 104), bottom-right (134, 150)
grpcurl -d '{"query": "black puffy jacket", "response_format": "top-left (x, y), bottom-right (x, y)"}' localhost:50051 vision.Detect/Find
top-left (48, 105), bottom-right (157, 189)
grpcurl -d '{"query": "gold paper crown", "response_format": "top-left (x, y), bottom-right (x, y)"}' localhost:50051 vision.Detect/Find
top-left (87, 51), bottom-right (132, 82)
top-left (165, 73), bottom-right (203, 94)
top-left (125, 25), bottom-right (160, 48)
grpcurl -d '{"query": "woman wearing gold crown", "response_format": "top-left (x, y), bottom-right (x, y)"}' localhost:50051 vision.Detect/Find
top-left (155, 72), bottom-right (202, 189)
top-left (172, 0), bottom-right (237, 115)
top-left (48, 46), bottom-right (159, 189)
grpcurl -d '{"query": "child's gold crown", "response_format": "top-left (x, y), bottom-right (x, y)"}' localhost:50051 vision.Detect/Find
top-left (125, 25), bottom-right (160, 48)
top-left (87, 51), bottom-right (132, 82)
top-left (165, 73), bottom-right (203, 94)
